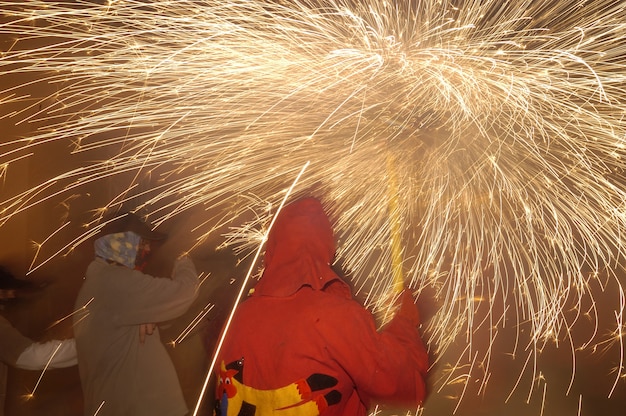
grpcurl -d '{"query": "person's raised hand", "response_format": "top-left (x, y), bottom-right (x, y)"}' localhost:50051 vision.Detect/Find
top-left (397, 287), bottom-right (421, 327)
top-left (139, 323), bottom-right (157, 344)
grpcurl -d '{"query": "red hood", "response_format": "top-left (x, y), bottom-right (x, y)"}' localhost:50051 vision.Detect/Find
top-left (253, 197), bottom-right (351, 298)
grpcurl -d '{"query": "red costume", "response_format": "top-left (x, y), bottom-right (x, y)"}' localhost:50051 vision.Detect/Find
top-left (215, 197), bottom-right (429, 415)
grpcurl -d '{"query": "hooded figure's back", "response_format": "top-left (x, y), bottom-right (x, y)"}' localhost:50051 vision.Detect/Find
top-left (215, 197), bottom-right (429, 416)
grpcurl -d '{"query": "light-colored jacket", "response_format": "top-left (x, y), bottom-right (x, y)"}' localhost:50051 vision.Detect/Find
top-left (73, 255), bottom-right (198, 416)
top-left (1, 314), bottom-right (77, 416)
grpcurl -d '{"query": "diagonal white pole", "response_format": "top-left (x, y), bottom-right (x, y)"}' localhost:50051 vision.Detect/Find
top-left (192, 161), bottom-right (310, 416)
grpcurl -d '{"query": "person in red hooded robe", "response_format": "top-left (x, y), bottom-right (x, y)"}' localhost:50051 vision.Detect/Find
top-left (214, 197), bottom-right (429, 416)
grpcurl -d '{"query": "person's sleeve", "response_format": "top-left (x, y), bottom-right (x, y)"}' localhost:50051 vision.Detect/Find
top-left (321, 293), bottom-right (429, 406)
top-left (111, 255), bottom-right (199, 325)
top-left (0, 315), bottom-right (34, 365)
top-left (14, 339), bottom-right (77, 370)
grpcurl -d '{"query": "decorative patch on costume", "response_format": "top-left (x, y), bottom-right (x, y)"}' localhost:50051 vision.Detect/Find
top-left (215, 358), bottom-right (341, 416)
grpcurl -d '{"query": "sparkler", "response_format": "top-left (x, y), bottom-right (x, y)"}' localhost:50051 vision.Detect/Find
top-left (24, 342), bottom-right (63, 400)
top-left (1, 0), bottom-right (626, 412)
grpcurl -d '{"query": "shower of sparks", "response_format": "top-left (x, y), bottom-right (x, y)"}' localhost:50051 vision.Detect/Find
top-left (171, 302), bottom-right (214, 345)
top-left (1, 0), bottom-right (626, 409)
top-left (47, 296), bottom-right (94, 330)
top-left (24, 342), bottom-right (64, 399)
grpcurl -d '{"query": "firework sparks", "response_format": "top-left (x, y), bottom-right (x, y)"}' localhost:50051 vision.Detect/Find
top-left (23, 342), bottom-right (64, 400)
top-left (1, 0), bottom-right (626, 411)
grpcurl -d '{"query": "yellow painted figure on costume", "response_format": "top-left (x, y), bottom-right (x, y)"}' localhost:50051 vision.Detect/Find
top-left (215, 360), bottom-right (340, 416)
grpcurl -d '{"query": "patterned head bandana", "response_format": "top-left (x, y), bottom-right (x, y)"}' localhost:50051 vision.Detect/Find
top-left (94, 231), bottom-right (141, 269)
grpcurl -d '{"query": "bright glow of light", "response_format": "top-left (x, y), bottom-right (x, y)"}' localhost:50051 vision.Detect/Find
top-left (1, 0), bottom-right (626, 409)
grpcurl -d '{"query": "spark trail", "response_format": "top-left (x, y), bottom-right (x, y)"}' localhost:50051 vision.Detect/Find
top-left (1, 0), bottom-right (626, 409)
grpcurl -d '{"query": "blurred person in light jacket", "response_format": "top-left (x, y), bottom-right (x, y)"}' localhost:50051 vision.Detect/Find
top-left (0, 266), bottom-right (76, 416)
top-left (74, 213), bottom-right (199, 416)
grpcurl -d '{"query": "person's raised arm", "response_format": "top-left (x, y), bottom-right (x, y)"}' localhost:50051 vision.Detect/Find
top-left (321, 290), bottom-right (429, 407)
top-left (15, 339), bottom-right (77, 370)
top-left (111, 255), bottom-right (199, 326)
